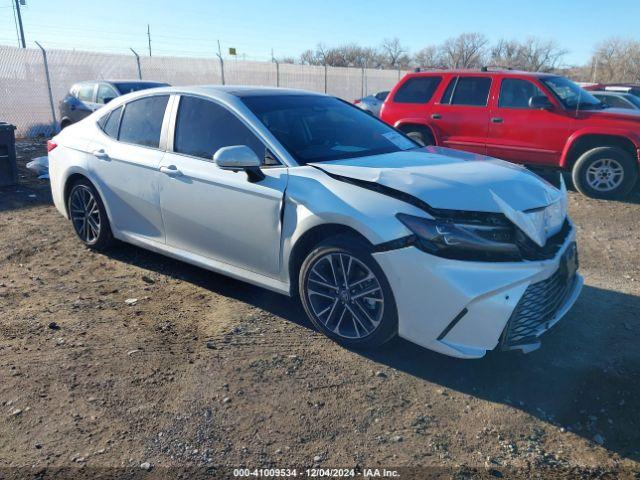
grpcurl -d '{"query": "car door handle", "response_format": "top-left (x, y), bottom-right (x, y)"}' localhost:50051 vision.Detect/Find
top-left (92, 149), bottom-right (109, 160)
top-left (160, 165), bottom-right (182, 177)
top-left (491, 117), bottom-right (503, 123)
top-left (431, 113), bottom-right (442, 119)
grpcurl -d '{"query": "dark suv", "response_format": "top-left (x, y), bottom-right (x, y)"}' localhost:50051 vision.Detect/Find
top-left (381, 69), bottom-right (640, 199)
top-left (59, 80), bottom-right (169, 129)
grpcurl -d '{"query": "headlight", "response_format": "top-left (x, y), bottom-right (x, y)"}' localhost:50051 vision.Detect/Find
top-left (396, 213), bottom-right (521, 261)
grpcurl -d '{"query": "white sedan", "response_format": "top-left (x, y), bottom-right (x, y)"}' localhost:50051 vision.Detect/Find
top-left (48, 86), bottom-right (583, 358)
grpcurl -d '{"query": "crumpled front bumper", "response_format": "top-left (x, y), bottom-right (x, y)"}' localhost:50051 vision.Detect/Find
top-left (373, 226), bottom-right (582, 359)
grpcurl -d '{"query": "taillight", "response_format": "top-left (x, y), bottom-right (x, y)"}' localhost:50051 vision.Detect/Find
top-left (354, 99), bottom-right (361, 104)
top-left (47, 140), bottom-right (57, 152)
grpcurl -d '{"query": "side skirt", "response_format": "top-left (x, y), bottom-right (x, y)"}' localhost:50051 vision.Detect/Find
top-left (114, 231), bottom-right (291, 296)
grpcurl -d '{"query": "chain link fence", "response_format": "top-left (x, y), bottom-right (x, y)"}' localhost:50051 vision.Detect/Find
top-left (0, 44), bottom-right (408, 138)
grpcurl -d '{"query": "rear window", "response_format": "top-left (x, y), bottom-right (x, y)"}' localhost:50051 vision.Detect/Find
top-left (118, 95), bottom-right (169, 148)
top-left (393, 77), bottom-right (442, 103)
top-left (113, 82), bottom-right (169, 95)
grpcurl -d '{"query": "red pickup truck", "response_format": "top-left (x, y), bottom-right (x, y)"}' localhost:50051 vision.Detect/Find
top-left (380, 69), bottom-right (640, 199)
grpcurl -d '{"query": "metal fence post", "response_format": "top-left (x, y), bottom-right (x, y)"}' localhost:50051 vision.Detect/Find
top-left (274, 59), bottom-right (280, 87)
top-left (130, 48), bottom-right (142, 80)
top-left (217, 55), bottom-right (225, 85)
top-left (361, 66), bottom-right (365, 98)
top-left (34, 41), bottom-right (58, 134)
top-left (324, 63), bottom-right (328, 93)
top-left (217, 40), bottom-right (225, 85)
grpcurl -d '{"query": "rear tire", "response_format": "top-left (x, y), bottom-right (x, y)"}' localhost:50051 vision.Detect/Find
top-left (404, 127), bottom-right (434, 146)
top-left (572, 146), bottom-right (638, 199)
top-left (67, 178), bottom-right (114, 250)
top-left (298, 234), bottom-right (397, 349)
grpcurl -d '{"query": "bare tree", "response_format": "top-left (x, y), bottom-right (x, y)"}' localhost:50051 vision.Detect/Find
top-left (490, 37), bottom-right (566, 72)
top-left (380, 38), bottom-right (410, 68)
top-left (441, 33), bottom-right (489, 68)
top-left (519, 38), bottom-right (567, 72)
top-left (414, 46), bottom-right (443, 69)
top-left (591, 37), bottom-right (640, 83)
top-left (490, 39), bottom-right (522, 68)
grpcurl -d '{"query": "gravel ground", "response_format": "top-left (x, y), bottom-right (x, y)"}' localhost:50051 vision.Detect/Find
top-left (1, 139), bottom-right (639, 479)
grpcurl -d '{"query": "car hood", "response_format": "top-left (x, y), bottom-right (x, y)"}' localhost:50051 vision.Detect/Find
top-left (310, 147), bottom-right (563, 213)
top-left (580, 107), bottom-right (640, 121)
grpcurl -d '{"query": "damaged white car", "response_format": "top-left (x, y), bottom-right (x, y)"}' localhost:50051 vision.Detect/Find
top-left (48, 86), bottom-right (583, 358)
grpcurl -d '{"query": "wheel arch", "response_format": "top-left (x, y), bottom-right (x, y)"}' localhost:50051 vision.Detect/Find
top-left (288, 223), bottom-right (373, 297)
top-left (394, 120), bottom-right (439, 144)
top-left (62, 171), bottom-right (112, 226)
top-left (561, 131), bottom-right (640, 170)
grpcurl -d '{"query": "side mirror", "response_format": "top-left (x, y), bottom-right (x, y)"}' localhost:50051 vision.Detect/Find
top-left (214, 145), bottom-right (265, 182)
top-left (529, 95), bottom-right (554, 110)
top-left (103, 97), bottom-right (115, 104)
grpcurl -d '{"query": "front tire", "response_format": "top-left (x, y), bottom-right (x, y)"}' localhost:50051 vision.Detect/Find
top-left (404, 127), bottom-right (434, 147)
top-left (298, 235), bottom-right (397, 349)
top-left (67, 178), bottom-right (114, 250)
top-left (572, 146), bottom-right (638, 199)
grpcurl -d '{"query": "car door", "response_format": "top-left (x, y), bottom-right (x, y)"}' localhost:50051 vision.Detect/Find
top-left (158, 94), bottom-right (287, 277)
top-left (87, 94), bottom-right (170, 242)
top-left (487, 77), bottom-right (571, 165)
top-left (429, 76), bottom-right (492, 155)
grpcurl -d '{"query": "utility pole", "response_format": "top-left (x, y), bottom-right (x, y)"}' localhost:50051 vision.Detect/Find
top-left (14, 0), bottom-right (26, 48)
top-left (216, 40), bottom-right (225, 85)
top-left (147, 24), bottom-right (152, 57)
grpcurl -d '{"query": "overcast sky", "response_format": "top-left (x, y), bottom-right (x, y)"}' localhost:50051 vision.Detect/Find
top-left (1, 0), bottom-right (638, 64)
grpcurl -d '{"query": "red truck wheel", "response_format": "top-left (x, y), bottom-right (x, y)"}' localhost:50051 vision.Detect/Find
top-left (572, 146), bottom-right (638, 199)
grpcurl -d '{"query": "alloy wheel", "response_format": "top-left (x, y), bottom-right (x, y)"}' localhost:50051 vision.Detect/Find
top-left (69, 185), bottom-right (101, 244)
top-left (305, 252), bottom-right (384, 340)
top-left (586, 158), bottom-right (624, 192)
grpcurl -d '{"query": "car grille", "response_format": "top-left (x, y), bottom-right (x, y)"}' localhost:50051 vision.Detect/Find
top-left (501, 243), bottom-right (578, 350)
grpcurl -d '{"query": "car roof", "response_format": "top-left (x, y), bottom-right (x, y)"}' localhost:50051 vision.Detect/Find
top-left (143, 85), bottom-right (325, 98)
top-left (101, 85), bottom-right (328, 115)
top-left (74, 80), bottom-right (168, 86)
top-left (406, 69), bottom-right (557, 79)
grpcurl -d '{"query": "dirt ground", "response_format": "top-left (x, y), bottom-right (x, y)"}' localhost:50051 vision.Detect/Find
top-left (1, 139), bottom-right (639, 479)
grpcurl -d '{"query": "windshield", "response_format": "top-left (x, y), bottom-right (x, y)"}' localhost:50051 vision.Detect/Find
top-left (241, 95), bottom-right (418, 164)
top-left (627, 95), bottom-right (640, 108)
top-left (113, 82), bottom-right (169, 94)
top-left (542, 77), bottom-right (603, 110)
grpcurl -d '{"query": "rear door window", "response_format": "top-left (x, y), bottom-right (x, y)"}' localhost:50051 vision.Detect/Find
top-left (99, 106), bottom-right (123, 139)
top-left (118, 95), bottom-right (169, 148)
top-left (440, 77), bottom-right (492, 106)
top-left (393, 77), bottom-right (442, 103)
